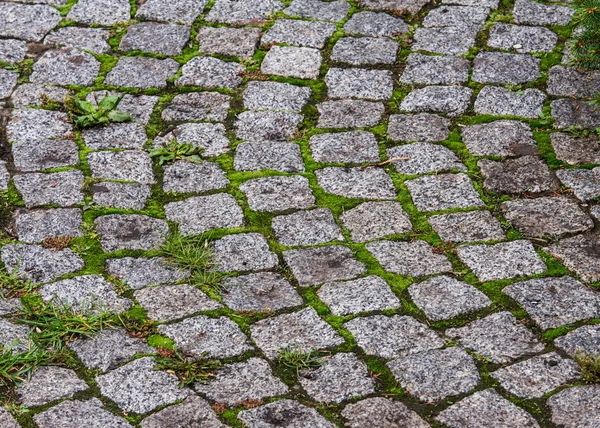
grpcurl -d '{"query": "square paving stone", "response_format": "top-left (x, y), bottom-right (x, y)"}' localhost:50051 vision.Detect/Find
top-left (69, 328), bottom-right (153, 372)
top-left (478, 156), bottom-right (558, 194)
top-left (238, 400), bottom-right (335, 428)
top-left (222, 272), bottom-right (303, 312)
top-left (360, 0), bottom-right (431, 14)
top-left (94, 214), bottom-right (168, 252)
top-left (446, 311), bottom-right (544, 363)
top-left (262, 19), bottom-right (336, 48)
top-left (212, 233), bottom-right (278, 272)
top-left (14, 170), bottom-right (84, 208)
top-left (310, 131), bottom-right (380, 163)
top-left (409, 275), bottom-right (492, 321)
top-left (88, 150), bottom-right (155, 184)
top-left (283, 246), bottom-right (366, 286)
top-left (400, 53), bottom-right (470, 85)
top-left (340, 201), bottom-right (412, 242)
top-left (119, 23), bottom-right (190, 55)
top-left (406, 173), bottom-right (483, 212)
top-left (162, 92), bottom-right (230, 122)
top-left (105, 57), bottom-right (179, 89)
top-left (552, 98), bottom-right (600, 129)
top-left (331, 36), bottom-right (398, 65)
top-left (12, 139), bottom-right (79, 172)
top-left (15, 208), bottom-right (83, 244)
top-left (91, 182), bottom-right (151, 210)
top-left (177, 56), bottom-right (243, 88)
top-left (502, 197), bottom-right (593, 239)
top-left (0, 69), bottom-right (17, 99)
top-left (195, 358), bottom-right (288, 405)
top-left (163, 160), bottom-right (229, 194)
top-left (423, 5), bottom-right (489, 28)
top-left (556, 168), bottom-right (600, 201)
top-left (11, 83), bottom-right (70, 108)
top-left (388, 113), bottom-right (450, 142)
top-left (285, 0), bottom-right (350, 21)
top-left (548, 65), bottom-right (600, 98)
top-left (550, 132), bottom-right (600, 165)
top-left (7, 108), bottom-right (71, 143)
top-left (44, 27), bottom-right (111, 54)
top-left (514, 0), bottom-right (574, 26)
top-left (240, 176), bottom-right (315, 212)
top-left (197, 27), bottom-right (261, 59)
top-left (135, 285), bottom-right (222, 322)
top-left (106, 257), bottom-right (190, 290)
top-left (387, 142), bottom-right (466, 175)
top-left (412, 26), bottom-right (479, 55)
top-left (234, 141), bottom-right (305, 173)
top-left (487, 23), bottom-right (557, 53)
top-left (461, 120), bottom-right (536, 157)
top-left (474, 86), bottom-right (546, 118)
top-left (158, 315), bottom-right (253, 358)
top-left (272, 208), bottom-right (344, 246)
top-left (17, 366), bottom-right (88, 407)
top-left (344, 12), bottom-right (408, 37)
top-left (235, 111), bottom-right (303, 141)
top-left (82, 123), bottom-right (147, 150)
top-left (345, 315), bottom-right (445, 359)
top-left (206, 0), bottom-right (285, 24)
top-left (342, 397), bottom-right (428, 428)
top-left (429, 211), bottom-right (506, 243)
top-left (0, 408), bottom-right (19, 428)
top-left (0, 3), bottom-right (61, 42)
top-left (388, 347), bottom-right (480, 402)
top-left (547, 234), bottom-right (600, 282)
top-left (400, 86), bottom-right (473, 116)
top-left (250, 307), bottom-right (345, 359)
top-left (243, 81), bottom-right (311, 113)
top-left (67, 0), bottom-right (130, 25)
top-left (316, 166), bottom-right (396, 199)
top-left (30, 48), bottom-right (100, 86)
top-left (436, 388), bottom-right (541, 428)
top-left (317, 100), bottom-right (385, 128)
top-left (472, 52), bottom-right (540, 84)
top-left (86, 91), bottom-right (159, 124)
top-left (140, 396), bottom-right (226, 428)
top-left (491, 352), bottom-right (580, 398)
top-left (33, 398), bottom-right (131, 428)
top-left (555, 324), bottom-right (600, 357)
top-left (325, 68), bottom-right (394, 100)
top-left (317, 275), bottom-right (401, 315)
top-left (548, 385), bottom-right (600, 428)
top-left (367, 240), bottom-right (452, 276)
top-left (1, 244), bottom-right (84, 284)
top-left (154, 123), bottom-right (230, 157)
top-left (0, 39), bottom-right (27, 63)
top-left (165, 194), bottom-right (244, 235)
top-left (261, 46), bottom-right (322, 79)
top-left (135, 0), bottom-right (209, 24)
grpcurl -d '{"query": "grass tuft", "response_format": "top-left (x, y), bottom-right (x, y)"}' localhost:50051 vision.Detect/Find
top-left (0, 344), bottom-right (48, 388)
top-left (575, 351), bottom-right (600, 383)
top-left (278, 346), bottom-right (327, 375)
top-left (0, 267), bottom-right (38, 299)
top-left (154, 349), bottom-right (221, 387)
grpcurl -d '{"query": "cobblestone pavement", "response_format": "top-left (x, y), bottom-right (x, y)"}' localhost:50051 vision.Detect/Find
top-left (1, 0), bottom-right (600, 427)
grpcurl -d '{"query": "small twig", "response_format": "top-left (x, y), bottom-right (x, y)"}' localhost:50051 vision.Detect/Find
top-left (360, 157), bottom-right (409, 169)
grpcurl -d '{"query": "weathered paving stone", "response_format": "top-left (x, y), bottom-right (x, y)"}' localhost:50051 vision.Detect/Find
top-left (406, 173), bottom-right (483, 212)
top-left (548, 385), bottom-right (600, 428)
top-left (446, 311), bottom-right (544, 363)
top-left (514, 0), bottom-right (574, 26)
top-left (1, 244), bottom-right (83, 284)
top-left (14, 170), bottom-right (84, 208)
top-left (261, 46), bottom-right (322, 79)
top-left (234, 141), bottom-right (305, 172)
top-left (244, 81), bottom-right (311, 113)
top-left (197, 27), bottom-right (261, 59)
top-left (412, 26), bottom-right (479, 55)
top-left (502, 197), bottom-right (593, 238)
top-left (97, 357), bottom-right (191, 414)
top-left (67, 0), bottom-right (131, 25)
top-left (165, 194), bottom-right (244, 234)
top-left (39, 275), bottom-right (132, 314)
top-left (235, 111), bottom-right (303, 141)
top-left (158, 315), bottom-right (252, 358)
top-left (436, 388), bottom-right (541, 428)
top-left (69, 328), bottom-right (152, 372)
top-left (0, 69), bottom-right (17, 99)
top-left (478, 156), bottom-right (557, 194)
top-left (342, 397), bottom-right (429, 428)
top-left (0, 39), bottom-right (27, 63)
top-left (547, 234), bottom-right (600, 282)
top-left (400, 86), bottom-right (473, 117)
top-left (135, 0), bottom-right (209, 24)
top-left (17, 366), bottom-right (88, 406)
top-left (429, 211), bottom-right (506, 243)
top-left (12, 139), bottom-right (79, 172)
top-left (318, 275), bottom-right (401, 315)
top-left (250, 307), bottom-right (344, 358)
top-left (106, 257), bottom-right (189, 290)
top-left (317, 100), bottom-right (385, 128)
top-left (345, 315), bottom-right (445, 359)
top-left (315, 167), bottom-right (396, 199)
top-left (177, 56), bottom-right (243, 88)
top-left (555, 324), bottom-right (600, 357)
top-left (240, 175), bottom-right (315, 212)
top-left (400, 53), bottom-right (470, 85)
top-left (556, 168), bottom-right (600, 201)
top-left (135, 285), bottom-right (222, 322)
top-left (94, 214), bottom-right (168, 252)
top-left (331, 37), bottom-right (398, 65)
top-left (387, 142), bottom-right (466, 175)
top-left (105, 57), bottom-right (179, 89)
top-left (551, 132), bottom-right (600, 165)
top-left (262, 19), bottom-right (336, 48)
top-left (0, 318), bottom-right (29, 351)
top-left (91, 182), bottom-right (151, 210)
top-left (388, 347), bottom-right (480, 402)
top-left (140, 396), bottom-right (226, 428)
top-left (366, 240), bottom-right (452, 276)
top-left (283, 246), bottom-right (366, 286)
top-left (285, 0), bottom-right (350, 21)
top-left (119, 23), bottom-right (190, 55)
top-left (155, 123), bottom-right (230, 157)
top-left (409, 275), bottom-right (492, 321)
top-left (206, 0), bottom-right (284, 24)
top-left (272, 208), bottom-right (344, 246)
top-left (88, 150), bottom-right (155, 184)
top-left (548, 65), bottom-right (600, 98)
top-left (82, 123), bottom-right (146, 150)
top-left (552, 98), bottom-right (600, 129)
top-left (360, 0), bottom-right (431, 14)
top-left (487, 23), bottom-right (557, 53)
top-left (0, 3), bottom-right (61, 41)
top-left (44, 27), bottom-right (111, 54)
top-left (0, 297), bottom-right (20, 317)
top-left (340, 201), bottom-right (413, 242)
top-left (310, 131), bottom-right (380, 163)
top-left (423, 5), bottom-right (489, 28)
top-left (0, 161), bottom-right (8, 191)
top-left (7, 108), bottom-right (71, 143)
top-left (33, 398), bottom-right (132, 428)
top-left (461, 120), bottom-right (536, 157)
top-left (472, 52), bottom-right (540, 84)
top-left (163, 161), bottom-right (229, 194)
top-left (326, 68), bottom-right (393, 101)
top-left (212, 233), bottom-right (278, 272)
top-left (196, 358), bottom-right (288, 405)
top-left (343, 11), bottom-right (409, 36)
top-left (474, 86), bottom-right (545, 118)
top-left (0, 408), bottom-right (19, 428)
top-left (238, 400), bottom-right (335, 428)
top-left (388, 113), bottom-right (450, 142)
top-left (222, 272), bottom-right (303, 312)
top-left (162, 92), bottom-right (230, 122)
top-left (492, 352), bottom-right (580, 398)
top-left (15, 208), bottom-right (83, 244)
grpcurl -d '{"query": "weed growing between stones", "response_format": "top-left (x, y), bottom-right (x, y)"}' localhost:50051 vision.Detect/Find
top-left (0, 345), bottom-right (48, 389)
top-left (278, 346), bottom-right (327, 375)
top-left (575, 352), bottom-right (600, 383)
top-left (0, 265), bottom-right (38, 299)
top-left (66, 93), bottom-right (132, 128)
top-left (149, 138), bottom-right (203, 166)
top-left (154, 349), bottom-right (221, 387)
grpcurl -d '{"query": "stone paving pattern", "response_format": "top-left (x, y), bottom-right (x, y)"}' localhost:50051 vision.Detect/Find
top-left (0, 0), bottom-right (599, 427)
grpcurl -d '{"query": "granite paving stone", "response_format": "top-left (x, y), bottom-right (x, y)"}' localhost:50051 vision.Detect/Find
top-left (461, 120), bottom-right (537, 157)
top-left (14, 170), bottom-right (84, 208)
top-left (360, 0), bottom-right (431, 14)
top-left (105, 257), bottom-right (190, 290)
top-left (261, 46), bottom-right (322, 79)
top-left (135, 0), bottom-right (209, 24)
top-left (44, 27), bottom-right (111, 54)
top-left (513, 0), bottom-right (574, 26)
top-left (140, 396), bottom-right (226, 428)
top-left (197, 27), bottom-right (261, 59)
top-left (0, 161), bottom-right (8, 191)
top-left (412, 25), bottom-right (479, 55)
top-left (0, 318), bottom-right (30, 351)
top-left (331, 36), bottom-right (398, 65)
top-left (423, 5), bottom-right (490, 28)
top-left (105, 57), bottom-right (180, 89)
top-left (317, 100), bottom-right (385, 128)
top-left (12, 138), bottom-right (79, 172)
top-left (238, 400), bottom-right (336, 428)
top-left (388, 113), bottom-right (450, 142)
top-left (315, 167), bottom-right (397, 199)
top-left (547, 385), bottom-right (600, 428)
top-left (406, 173), bottom-right (484, 212)
top-left (235, 110), bottom-right (303, 141)
top-left (429, 211), bottom-right (506, 243)
top-left (0, 3), bottom-right (61, 41)
top-left (341, 397), bottom-right (429, 428)
top-left (546, 234), bottom-right (600, 282)
top-left (479, 156), bottom-right (558, 194)
top-left (474, 86), bottom-right (546, 118)
top-left (67, 0), bottom-right (131, 25)
top-left (30, 48), bottom-right (100, 86)
top-left (7, 108), bottom-right (71, 143)
top-left (154, 123), bottom-right (230, 157)
top-left (17, 366), bottom-right (88, 406)
top-left (94, 214), bottom-right (168, 252)
top-left (15, 208), bottom-right (83, 244)
top-left (212, 233), bottom-right (278, 272)
top-left (285, 0), bottom-right (350, 21)
top-left (88, 150), bottom-right (155, 184)
top-left (340, 201), bottom-right (413, 242)
top-left (487, 23), bottom-right (558, 53)
top-left (164, 194), bottom-right (244, 235)
top-left (547, 65), bottom-right (600, 98)
top-left (86, 91), bottom-right (159, 124)
top-left (0, 69), bottom-right (17, 99)
top-left (163, 160), bottom-right (229, 194)
top-left (243, 81), bottom-right (311, 113)
top-left (234, 141), bottom-right (305, 172)
top-left (552, 98), bottom-right (600, 129)
top-left (472, 52), bottom-right (540, 84)
top-left (222, 272), bottom-right (303, 312)
top-left (33, 398), bottom-right (132, 428)
top-left (550, 132), bottom-right (600, 165)
top-left (400, 86), bottom-right (473, 117)
top-left (82, 123), bottom-right (147, 150)
top-left (272, 208), bottom-right (344, 246)
top-left (0, 39), bottom-right (27, 63)
top-left (262, 19), bottom-right (336, 48)
top-left (366, 240), bottom-right (452, 276)
top-left (400, 53), bottom-right (470, 85)
top-left (206, 0), bottom-right (285, 25)
top-left (387, 142), bottom-right (466, 175)
top-left (556, 168), bottom-right (600, 201)
top-left (0, 409), bottom-right (19, 428)
top-left (343, 11), bottom-right (409, 36)
top-left (240, 175), bottom-right (315, 212)
top-left (135, 284), bottom-right (222, 322)
top-left (177, 56), bottom-right (243, 88)
top-left (310, 131), bottom-right (380, 163)
top-left (11, 84), bottom-right (70, 108)
top-left (326, 68), bottom-right (394, 100)
top-left (91, 182), bottom-right (151, 210)
top-left (119, 23), bottom-right (190, 56)
top-left (555, 324), bottom-right (600, 357)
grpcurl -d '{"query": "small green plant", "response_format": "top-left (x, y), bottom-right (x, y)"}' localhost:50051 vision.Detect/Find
top-left (149, 139), bottom-right (203, 166)
top-left (0, 343), bottom-right (48, 388)
top-left (278, 346), bottom-right (326, 375)
top-left (69, 94), bottom-right (131, 128)
top-left (570, 0), bottom-right (600, 70)
top-left (0, 265), bottom-right (38, 299)
top-left (575, 351), bottom-right (600, 383)
top-left (154, 349), bottom-right (221, 387)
